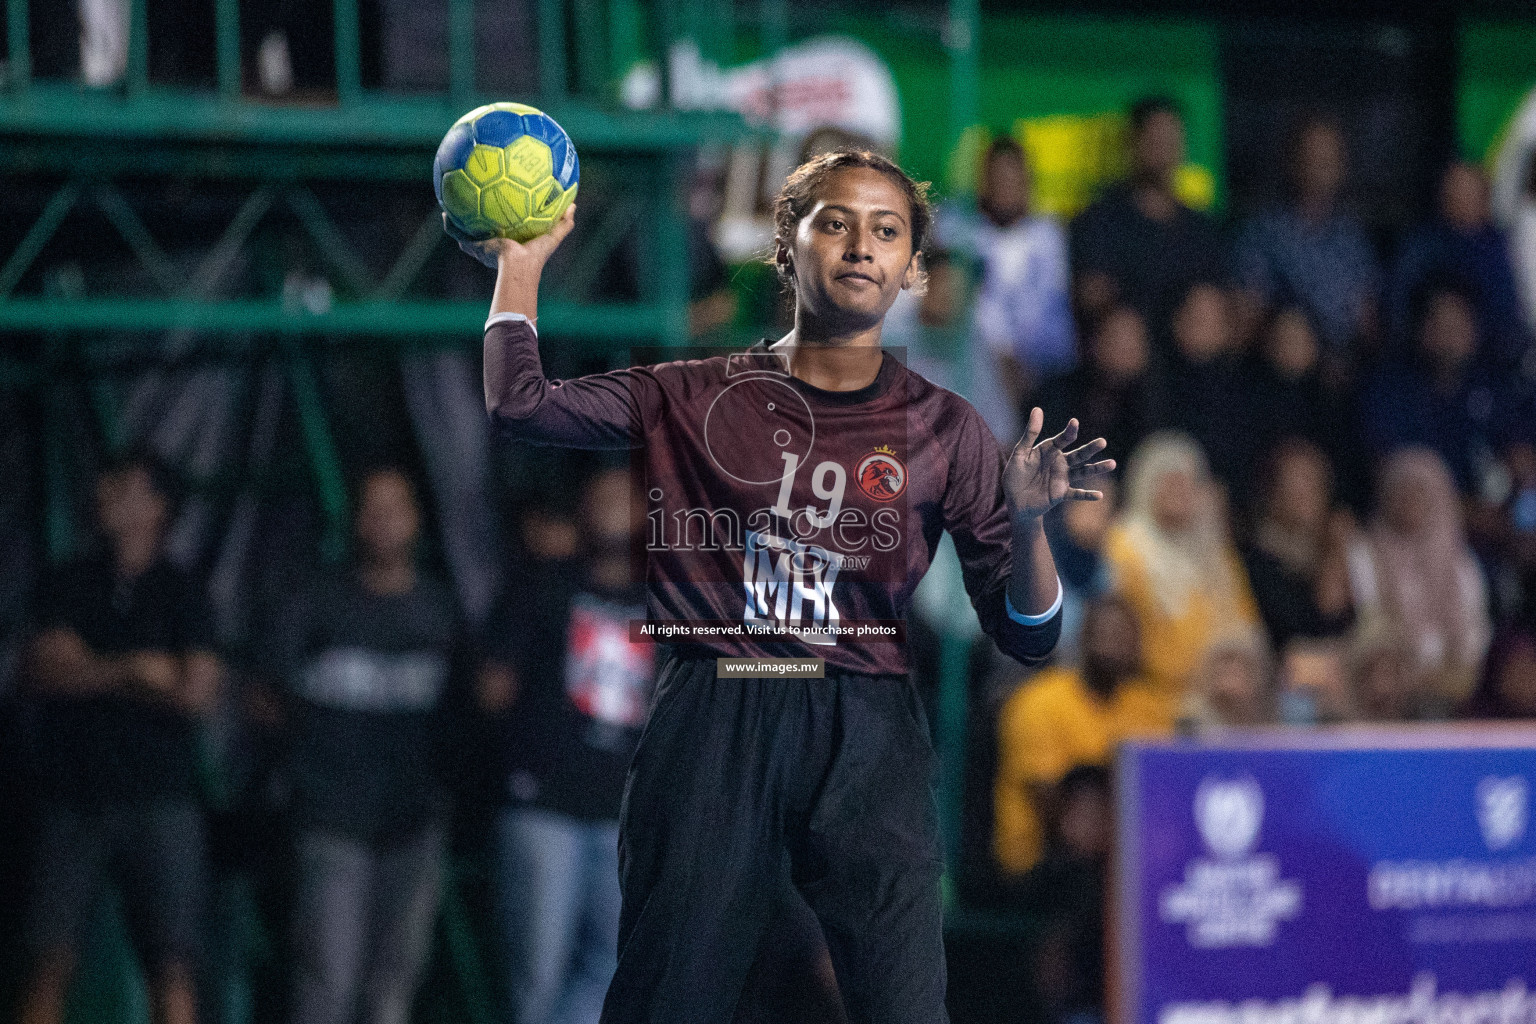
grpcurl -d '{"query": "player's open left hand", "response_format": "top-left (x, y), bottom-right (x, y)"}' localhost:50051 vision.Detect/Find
top-left (444, 204), bottom-right (576, 270)
top-left (1003, 407), bottom-right (1115, 520)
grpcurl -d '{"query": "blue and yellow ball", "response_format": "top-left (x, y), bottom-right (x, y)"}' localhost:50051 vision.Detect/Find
top-left (434, 102), bottom-right (579, 244)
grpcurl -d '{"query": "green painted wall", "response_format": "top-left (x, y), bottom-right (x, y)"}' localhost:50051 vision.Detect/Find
top-left (1459, 19), bottom-right (1536, 164)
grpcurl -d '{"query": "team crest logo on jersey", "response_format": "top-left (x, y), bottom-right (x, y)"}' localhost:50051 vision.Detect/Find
top-left (856, 446), bottom-right (906, 502)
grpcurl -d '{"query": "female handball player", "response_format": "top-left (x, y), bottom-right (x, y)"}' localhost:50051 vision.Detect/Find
top-left (458, 149), bottom-right (1113, 1024)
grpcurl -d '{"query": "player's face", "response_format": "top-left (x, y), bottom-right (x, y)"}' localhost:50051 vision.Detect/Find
top-left (786, 167), bottom-right (920, 333)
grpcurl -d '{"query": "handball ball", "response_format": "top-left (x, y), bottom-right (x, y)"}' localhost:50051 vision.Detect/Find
top-left (434, 102), bottom-right (579, 244)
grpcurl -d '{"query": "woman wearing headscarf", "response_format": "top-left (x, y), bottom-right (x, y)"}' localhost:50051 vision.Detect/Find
top-left (1459, 626), bottom-right (1536, 720)
top-left (1346, 448), bottom-right (1491, 715)
top-left (1177, 632), bottom-right (1276, 734)
top-left (1103, 432), bottom-right (1263, 707)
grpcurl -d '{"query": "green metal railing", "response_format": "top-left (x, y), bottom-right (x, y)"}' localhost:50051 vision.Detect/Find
top-left (0, 0), bottom-right (761, 558)
top-left (0, 0), bottom-right (758, 345)
top-left (0, 0), bottom-right (527, 102)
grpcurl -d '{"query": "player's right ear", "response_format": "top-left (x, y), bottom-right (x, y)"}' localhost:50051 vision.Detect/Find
top-left (774, 241), bottom-right (792, 279)
top-left (901, 250), bottom-right (923, 293)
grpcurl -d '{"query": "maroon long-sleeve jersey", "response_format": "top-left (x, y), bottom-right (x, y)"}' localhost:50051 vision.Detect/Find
top-left (485, 318), bottom-right (1059, 675)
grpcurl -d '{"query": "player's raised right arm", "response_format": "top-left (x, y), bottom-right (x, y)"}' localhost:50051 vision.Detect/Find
top-left (468, 206), bottom-right (654, 450)
top-left (485, 203), bottom-right (574, 322)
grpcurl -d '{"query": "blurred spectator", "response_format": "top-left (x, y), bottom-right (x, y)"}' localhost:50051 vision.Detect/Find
top-left (1463, 440), bottom-right (1536, 625)
top-left (241, 0), bottom-right (334, 96)
top-left (684, 159), bottom-right (740, 340)
top-left (1461, 625), bottom-right (1536, 719)
top-left (1346, 449), bottom-right (1492, 715)
top-left (379, 0), bottom-right (538, 95)
top-left (914, 250), bottom-right (972, 359)
top-left (893, 248), bottom-right (968, 369)
top-left (953, 136), bottom-right (1075, 407)
top-left (1156, 282), bottom-right (1256, 489)
top-left (1044, 478), bottom-right (1118, 666)
top-left (20, 455), bottom-right (219, 1024)
top-left (1011, 765), bottom-right (1112, 1024)
top-left (1179, 634), bottom-right (1274, 732)
top-left (891, 249), bottom-right (1020, 444)
top-left (1360, 283), bottom-right (1500, 492)
top-left (1510, 155), bottom-right (1536, 339)
top-left (993, 595), bottom-right (1171, 877)
top-left (1390, 161), bottom-right (1528, 366)
top-left (1498, 442), bottom-right (1536, 618)
top-left (1039, 305), bottom-right (1161, 466)
top-left (480, 467), bottom-right (654, 1024)
top-left (1103, 432), bottom-right (1263, 703)
top-left (261, 468), bottom-right (464, 1024)
top-left (1243, 307), bottom-right (1351, 468)
top-left (520, 502), bottom-right (582, 564)
top-left (1349, 621), bottom-right (1416, 723)
top-left (1071, 97), bottom-right (1225, 334)
top-left (1241, 440), bottom-right (1354, 650)
top-left (78, 0), bottom-right (127, 86)
top-left (688, 222), bottom-right (739, 342)
top-left (1276, 638), bottom-right (1353, 725)
top-left (1234, 115), bottom-right (1379, 365)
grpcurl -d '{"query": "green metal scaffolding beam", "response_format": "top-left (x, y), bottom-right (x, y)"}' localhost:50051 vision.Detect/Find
top-left (0, 297), bottom-right (672, 340)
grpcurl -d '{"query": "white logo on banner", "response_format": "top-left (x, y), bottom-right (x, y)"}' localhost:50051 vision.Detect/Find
top-left (1160, 775), bottom-right (1302, 948)
top-left (1366, 774), bottom-right (1536, 912)
top-left (1477, 776), bottom-right (1529, 852)
top-left (1195, 777), bottom-right (1264, 859)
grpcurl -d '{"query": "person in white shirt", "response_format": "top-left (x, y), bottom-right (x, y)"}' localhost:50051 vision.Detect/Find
top-left (1509, 154), bottom-right (1536, 339)
top-left (943, 136), bottom-right (1076, 411)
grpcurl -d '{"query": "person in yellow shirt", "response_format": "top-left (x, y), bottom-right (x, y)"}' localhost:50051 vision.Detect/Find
top-left (994, 594), bottom-right (1173, 877)
top-left (1102, 431), bottom-right (1263, 705)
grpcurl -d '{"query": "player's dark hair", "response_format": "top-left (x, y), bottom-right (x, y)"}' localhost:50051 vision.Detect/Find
top-left (1129, 96), bottom-right (1182, 136)
top-left (771, 149), bottom-right (933, 287)
top-left (923, 246), bottom-right (955, 272)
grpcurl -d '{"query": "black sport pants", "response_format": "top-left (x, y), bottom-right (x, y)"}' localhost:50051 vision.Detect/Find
top-left (600, 653), bottom-right (948, 1024)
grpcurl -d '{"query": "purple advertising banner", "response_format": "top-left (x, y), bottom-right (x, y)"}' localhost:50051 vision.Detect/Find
top-left (1117, 728), bottom-right (1536, 1024)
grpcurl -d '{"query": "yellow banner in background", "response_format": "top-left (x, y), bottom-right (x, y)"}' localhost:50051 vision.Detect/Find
top-left (949, 113), bottom-right (1217, 219)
